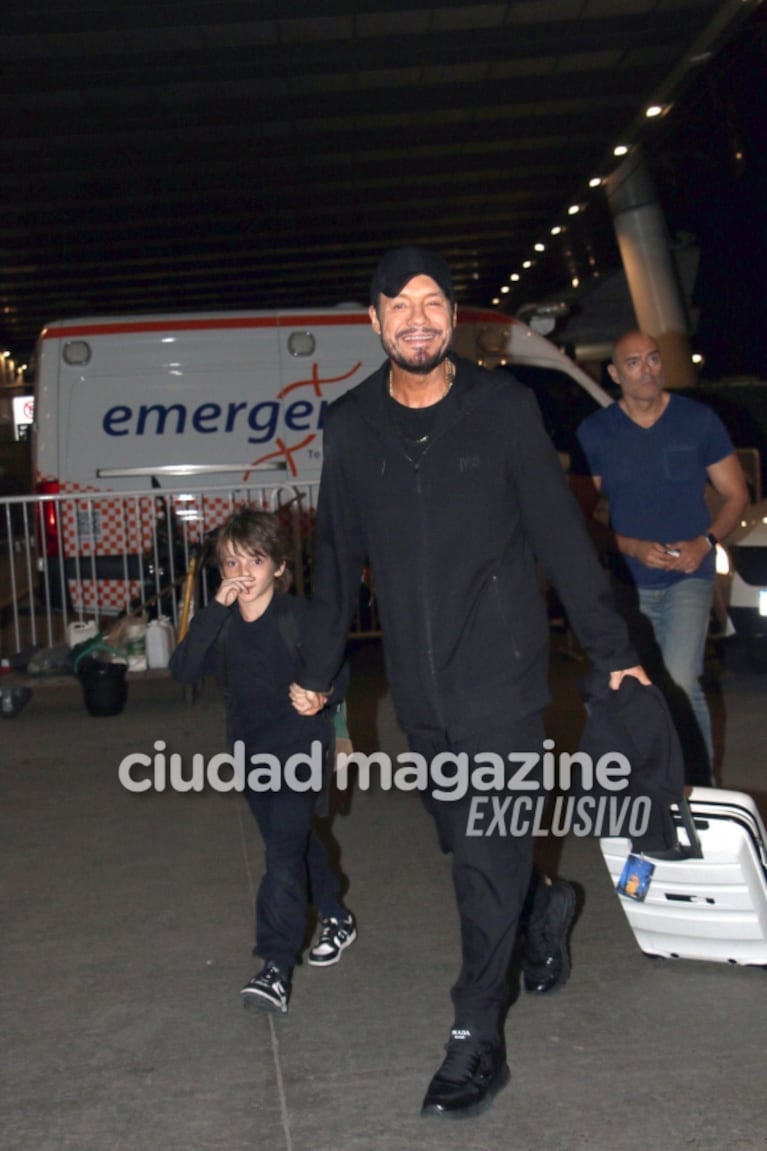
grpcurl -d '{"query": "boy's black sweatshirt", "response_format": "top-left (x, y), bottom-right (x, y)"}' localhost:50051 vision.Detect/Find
top-left (300, 355), bottom-right (637, 741)
top-left (169, 594), bottom-right (343, 758)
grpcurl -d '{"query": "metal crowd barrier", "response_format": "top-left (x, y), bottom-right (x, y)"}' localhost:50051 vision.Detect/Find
top-left (0, 483), bottom-right (381, 661)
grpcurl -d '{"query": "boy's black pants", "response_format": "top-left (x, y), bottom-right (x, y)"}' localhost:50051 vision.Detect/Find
top-left (244, 760), bottom-right (345, 973)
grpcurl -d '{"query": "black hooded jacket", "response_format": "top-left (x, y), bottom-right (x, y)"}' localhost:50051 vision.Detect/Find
top-left (577, 669), bottom-right (685, 852)
top-left (300, 354), bottom-right (637, 740)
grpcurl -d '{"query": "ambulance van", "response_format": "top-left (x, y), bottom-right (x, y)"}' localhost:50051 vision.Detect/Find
top-left (31, 306), bottom-right (611, 612)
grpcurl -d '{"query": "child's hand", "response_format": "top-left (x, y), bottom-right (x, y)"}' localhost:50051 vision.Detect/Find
top-left (214, 577), bottom-right (254, 607)
top-left (289, 683), bottom-right (328, 715)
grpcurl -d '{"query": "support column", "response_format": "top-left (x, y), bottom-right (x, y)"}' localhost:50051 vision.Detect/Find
top-left (604, 148), bottom-right (697, 388)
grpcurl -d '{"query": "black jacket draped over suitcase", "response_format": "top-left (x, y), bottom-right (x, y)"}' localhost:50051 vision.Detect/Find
top-left (577, 669), bottom-right (685, 853)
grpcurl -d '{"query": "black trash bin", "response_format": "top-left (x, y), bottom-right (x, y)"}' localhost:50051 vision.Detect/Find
top-left (77, 657), bottom-right (128, 717)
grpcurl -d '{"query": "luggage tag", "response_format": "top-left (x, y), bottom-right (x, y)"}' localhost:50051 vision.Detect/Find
top-left (616, 854), bottom-right (655, 902)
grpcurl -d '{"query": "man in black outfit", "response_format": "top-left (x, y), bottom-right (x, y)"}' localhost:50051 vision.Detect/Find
top-left (291, 247), bottom-right (647, 1119)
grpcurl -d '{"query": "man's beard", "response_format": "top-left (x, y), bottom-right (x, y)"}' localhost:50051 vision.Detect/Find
top-left (390, 349), bottom-right (447, 375)
top-left (381, 332), bottom-right (450, 376)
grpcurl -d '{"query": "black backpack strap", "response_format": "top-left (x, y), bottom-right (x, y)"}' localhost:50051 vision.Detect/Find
top-left (215, 609), bottom-right (235, 708)
top-left (275, 596), bottom-right (302, 659)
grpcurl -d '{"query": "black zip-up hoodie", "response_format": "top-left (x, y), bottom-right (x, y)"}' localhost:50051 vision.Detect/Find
top-left (300, 355), bottom-right (637, 741)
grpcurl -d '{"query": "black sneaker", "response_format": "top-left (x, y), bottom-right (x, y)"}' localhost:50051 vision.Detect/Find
top-left (241, 963), bottom-right (290, 1014)
top-left (307, 915), bottom-right (357, 967)
top-left (421, 1028), bottom-right (510, 1119)
top-left (523, 877), bottom-right (577, 994)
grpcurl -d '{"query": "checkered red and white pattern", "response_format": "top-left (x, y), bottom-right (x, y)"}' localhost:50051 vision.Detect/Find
top-left (46, 481), bottom-right (318, 613)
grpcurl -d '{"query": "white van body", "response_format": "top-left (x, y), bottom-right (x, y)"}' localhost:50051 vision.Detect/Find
top-left (31, 306), bottom-right (612, 612)
top-left (33, 306), bottom-right (609, 491)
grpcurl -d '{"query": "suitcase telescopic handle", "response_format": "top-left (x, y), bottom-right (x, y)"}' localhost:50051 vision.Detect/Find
top-left (675, 795), bottom-right (704, 859)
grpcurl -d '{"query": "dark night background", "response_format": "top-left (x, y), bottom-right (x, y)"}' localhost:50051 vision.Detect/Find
top-left (0, 4), bottom-right (764, 382)
top-left (645, 18), bottom-right (767, 380)
top-left (508, 10), bottom-right (767, 382)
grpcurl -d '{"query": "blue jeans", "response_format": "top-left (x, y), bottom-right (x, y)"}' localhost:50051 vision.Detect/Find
top-left (614, 578), bottom-right (714, 784)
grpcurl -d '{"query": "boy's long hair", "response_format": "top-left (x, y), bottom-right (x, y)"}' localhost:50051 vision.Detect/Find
top-left (213, 507), bottom-right (293, 592)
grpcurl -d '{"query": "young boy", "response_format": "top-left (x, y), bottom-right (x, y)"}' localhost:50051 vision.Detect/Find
top-left (169, 507), bottom-right (356, 1015)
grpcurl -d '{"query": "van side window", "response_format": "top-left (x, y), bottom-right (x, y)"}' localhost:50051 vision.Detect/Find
top-left (496, 365), bottom-right (601, 455)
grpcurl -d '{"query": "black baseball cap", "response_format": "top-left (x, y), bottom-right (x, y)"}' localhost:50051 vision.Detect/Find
top-left (369, 246), bottom-right (455, 306)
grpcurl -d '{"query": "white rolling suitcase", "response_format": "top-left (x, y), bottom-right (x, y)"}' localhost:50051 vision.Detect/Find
top-left (600, 787), bottom-right (767, 966)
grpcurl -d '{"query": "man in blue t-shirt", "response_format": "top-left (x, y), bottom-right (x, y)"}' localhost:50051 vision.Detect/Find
top-left (572, 331), bottom-right (748, 784)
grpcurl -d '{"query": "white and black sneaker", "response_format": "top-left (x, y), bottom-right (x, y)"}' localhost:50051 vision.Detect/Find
top-left (307, 915), bottom-right (357, 967)
top-left (241, 963), bottom-right (290, 1014)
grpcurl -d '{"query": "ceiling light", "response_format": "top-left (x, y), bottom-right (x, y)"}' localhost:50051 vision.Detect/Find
top-left (492, 297), bottom-right (501, 306)
top-left (500, 285), bottom-right (510, 294)
top-left (550, 226), bottom-right (563, 236)
top-left (571, 277), bottom-right (580, 289)
top-left (510, 273), bottom-right (520, 282)
top-left (613, 144), bottom-right (629, 156)
top-left (534, 243), bottom-right (545, 252)
top-left (522, 260), bottom-right (533, 269)
top-left (567, 204), bottom-right (580, 216)
top-left (645, 104), bottom-right (664, 118)
top-left (588, 177), bottom-right (602, 188)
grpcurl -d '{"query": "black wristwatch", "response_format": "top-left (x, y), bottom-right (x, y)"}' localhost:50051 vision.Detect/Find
top-left (705, 531), bottom-right (718, 549)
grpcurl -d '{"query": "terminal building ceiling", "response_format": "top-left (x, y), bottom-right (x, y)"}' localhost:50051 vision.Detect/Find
top-left (2, 1), bottom-right (765, 366)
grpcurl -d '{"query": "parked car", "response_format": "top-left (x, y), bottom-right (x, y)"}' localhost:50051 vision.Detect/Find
top-left (716, 498), bottom-right (767, 667)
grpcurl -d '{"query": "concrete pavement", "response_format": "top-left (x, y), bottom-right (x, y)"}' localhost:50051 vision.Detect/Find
top-left (2, 640), bottom-right (766, 1150)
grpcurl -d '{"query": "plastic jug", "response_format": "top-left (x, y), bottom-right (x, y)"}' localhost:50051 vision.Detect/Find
top-left (67, 620), bottom-right (99, 648)
top-left (145, 617), bottom-right (175, 669)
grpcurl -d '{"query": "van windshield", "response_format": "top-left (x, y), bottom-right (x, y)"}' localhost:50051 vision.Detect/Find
top-left (495, 364), bottom-right (604, 455)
